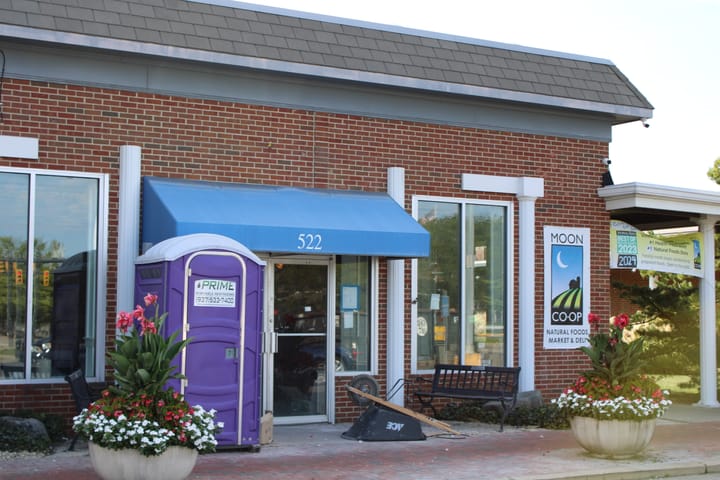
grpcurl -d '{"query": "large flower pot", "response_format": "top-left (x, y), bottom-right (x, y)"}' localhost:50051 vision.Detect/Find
top-left (88, 442), bottom-right (198, 480)
top-left (569, 416), bottom-right (657, 458)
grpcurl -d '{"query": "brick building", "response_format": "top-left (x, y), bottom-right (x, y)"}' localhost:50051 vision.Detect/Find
top-left (0, 0), bottom-right (653, 429)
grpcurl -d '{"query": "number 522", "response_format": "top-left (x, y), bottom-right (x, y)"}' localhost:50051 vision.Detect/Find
top-left (297, 233), bottom-right (323, 251)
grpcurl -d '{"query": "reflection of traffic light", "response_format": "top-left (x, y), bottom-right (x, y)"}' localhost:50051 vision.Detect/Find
top-left (15, 269), bottom-right (23, 285)
top-left (43, 270), bottom-right (50, 286)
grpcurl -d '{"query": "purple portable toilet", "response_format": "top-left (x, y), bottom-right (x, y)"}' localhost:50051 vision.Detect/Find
top-left (134, 233), bottom-right (265, 449)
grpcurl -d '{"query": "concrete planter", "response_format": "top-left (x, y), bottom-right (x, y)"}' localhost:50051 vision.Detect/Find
top-left (88, 442), bottom-right (198, 480)
top-left (569, 416), bottom-right (657, 458)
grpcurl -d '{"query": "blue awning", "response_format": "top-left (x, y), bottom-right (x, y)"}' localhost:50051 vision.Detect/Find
top-left (142, 177), bottom-right (429, 258)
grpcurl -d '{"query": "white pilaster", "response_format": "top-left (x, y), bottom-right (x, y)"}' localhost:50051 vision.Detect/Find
top-left (387, 167), bottom-right (405, 405)
top-left (698, 216), bottom-right (720, 407)
top-left (116, 146), bottom-right (142, 313)
top-left (516, 178), bottom-right (543, 392)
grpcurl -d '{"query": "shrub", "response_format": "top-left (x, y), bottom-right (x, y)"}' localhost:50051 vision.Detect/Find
top-left (437, 401), bottom-right (569, 430)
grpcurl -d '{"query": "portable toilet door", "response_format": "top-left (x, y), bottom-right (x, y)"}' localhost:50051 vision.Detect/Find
top-left (135, 233), bottom-right (265, 448)
top-left (183, 249), bottom-right (263, 448)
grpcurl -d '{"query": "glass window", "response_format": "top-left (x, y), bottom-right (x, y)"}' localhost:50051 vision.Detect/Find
top-left (335, 256), bottom-right (371, 373)
top-left (464, 205), bottom-right (507, 367)
top-left (0, 170), bottom-right (103, 381)
top-left (415, 199), bottom-right (508, 371)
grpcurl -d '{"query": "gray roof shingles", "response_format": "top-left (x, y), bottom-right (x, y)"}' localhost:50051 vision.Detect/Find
top-left (0, 0), bottom-right (652, 115)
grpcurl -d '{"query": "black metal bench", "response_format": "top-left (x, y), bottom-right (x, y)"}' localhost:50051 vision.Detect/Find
top-left (64, 369), bottom-right (105, 450)
top-left (414, 364), bottom-right (521, 431)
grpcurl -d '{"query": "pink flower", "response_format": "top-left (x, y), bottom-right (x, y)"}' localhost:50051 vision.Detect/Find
top-left (141, 318), bottom-right (157, 335)
top-left (144, 293), bottom-right (158, 307)
top-left (132, 304), bottom-right (145, 320)
top-left (117, 311), bottom-right (133, 333)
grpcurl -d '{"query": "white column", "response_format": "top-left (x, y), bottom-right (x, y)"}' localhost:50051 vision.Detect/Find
top-left (116, 146), bottom-right (142, 313)
top-left (698, 216), bottom-right (720, 407)
top-left (387, 167), bottom-right (405, 405)
top-left (517, 184), bottom-right (541, 392)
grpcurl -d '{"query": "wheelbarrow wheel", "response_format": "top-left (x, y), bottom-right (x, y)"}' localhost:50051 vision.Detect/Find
top-left (347, 374), bottom-right (380, 407)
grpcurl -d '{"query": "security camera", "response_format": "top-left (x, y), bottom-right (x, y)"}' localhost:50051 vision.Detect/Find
top-left (602, 157), bottom-right (612, 166)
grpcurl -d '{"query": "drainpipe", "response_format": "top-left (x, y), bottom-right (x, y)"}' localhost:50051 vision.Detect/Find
top-left (387, 167), bottom-right (405, 406)
top-left (698, 216), bottom-right (720, 407)
top-left (116, 146), bottom-right (142, 313)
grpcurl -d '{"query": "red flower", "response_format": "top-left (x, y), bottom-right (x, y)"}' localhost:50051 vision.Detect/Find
top-left (588, 312), bottom-right (600, 324)
top-left (613, 313), bottom-right (629, 329)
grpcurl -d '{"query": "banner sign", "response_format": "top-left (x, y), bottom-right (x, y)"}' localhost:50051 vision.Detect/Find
top-left (543, 226), bottom-right (591, 349)
top-left (610, 220), bottom-right (703, 277)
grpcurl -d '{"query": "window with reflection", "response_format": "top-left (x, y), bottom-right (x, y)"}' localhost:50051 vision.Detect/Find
top-left (415, 199), bottom-right (508, 371)
top-left (335, 256), bottom-right (371, 373)
top-left (0, 170), bottom-right (103, 381)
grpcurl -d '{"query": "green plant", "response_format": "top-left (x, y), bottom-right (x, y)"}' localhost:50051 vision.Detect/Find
top-left (553, 312), bottom-right (671, 421)
top-left (73, 293), bottom-right (222, 456)
top-left (107, 293), bottom-right (189, 396)
top-left (579, 313), bottom-right (645, 384)
top-left (438, 402), bottom-right (569, 430)
top-left (612, 273), bottom-right (701, 379)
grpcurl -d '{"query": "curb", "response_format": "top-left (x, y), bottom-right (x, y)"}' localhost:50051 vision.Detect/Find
top-left (511, 461), bottom-right (710, 480)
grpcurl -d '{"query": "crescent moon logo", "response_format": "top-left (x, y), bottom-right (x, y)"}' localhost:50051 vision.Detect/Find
top-left (556, 251), bottom-right (568, 269)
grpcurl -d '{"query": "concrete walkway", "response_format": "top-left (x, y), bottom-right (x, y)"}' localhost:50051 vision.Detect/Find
top-left (2, 403), bottom-right (720, 479)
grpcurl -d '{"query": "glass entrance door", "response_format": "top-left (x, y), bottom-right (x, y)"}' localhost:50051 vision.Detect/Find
top-left (271, 261), bottom-right (331, 422)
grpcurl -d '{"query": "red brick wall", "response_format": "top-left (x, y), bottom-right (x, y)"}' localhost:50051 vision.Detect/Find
top-left (0, 78), bottom-right (611, 423)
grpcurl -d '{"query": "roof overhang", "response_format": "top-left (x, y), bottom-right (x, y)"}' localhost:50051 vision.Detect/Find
top-left (598, 182), bottom-right (720, 230)
top-left (1, 24), bottom-right (652, 125)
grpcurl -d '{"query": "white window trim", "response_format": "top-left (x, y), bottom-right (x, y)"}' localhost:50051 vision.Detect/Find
top-left (0, 166), bottom-right (109, 383)
top-left (411, 195), bottom-right (514, 374)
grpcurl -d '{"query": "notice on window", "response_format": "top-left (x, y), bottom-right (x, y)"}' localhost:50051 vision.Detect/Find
top-left (194, 279), bottom-right (236, 308)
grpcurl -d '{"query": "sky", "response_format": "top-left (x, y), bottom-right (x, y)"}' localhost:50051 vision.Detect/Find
top-left (229, 0), bottom-right (720, 191)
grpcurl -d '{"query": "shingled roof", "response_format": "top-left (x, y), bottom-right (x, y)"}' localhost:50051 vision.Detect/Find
top-left (0, 0), bottom-right (652, 123)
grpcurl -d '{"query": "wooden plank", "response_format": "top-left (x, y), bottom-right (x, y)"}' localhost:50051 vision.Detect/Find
top-left (346, 385), bottom-right (461, 436)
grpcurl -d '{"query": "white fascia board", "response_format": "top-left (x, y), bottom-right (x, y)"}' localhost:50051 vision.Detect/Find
top-left (598, 182), bottom-right (720, 216)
